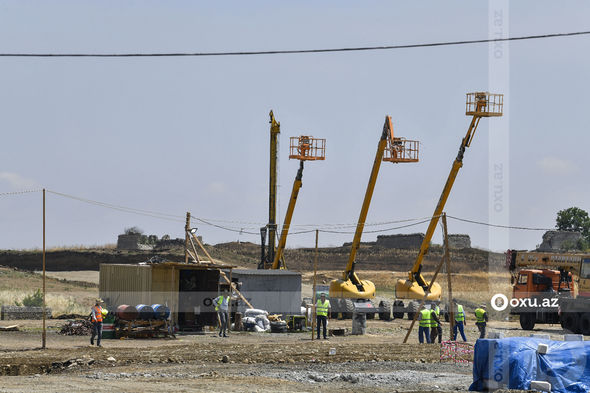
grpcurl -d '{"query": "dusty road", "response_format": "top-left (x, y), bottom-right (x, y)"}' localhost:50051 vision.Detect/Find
top-left (0, 317), bottom-right (573, 392)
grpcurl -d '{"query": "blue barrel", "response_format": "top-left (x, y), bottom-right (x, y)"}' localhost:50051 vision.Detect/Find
top-left (151, 304), bottom-right (170, 320)
top-left (136, 304), bottom-right (155, 320)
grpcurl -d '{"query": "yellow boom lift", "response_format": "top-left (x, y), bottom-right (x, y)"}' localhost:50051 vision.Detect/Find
top-left (271, 135), bottom-right (326, 269)
top-left (329, 116), bottom-right (419, 318)
top-left (393, 92), bottom-right (503, 319)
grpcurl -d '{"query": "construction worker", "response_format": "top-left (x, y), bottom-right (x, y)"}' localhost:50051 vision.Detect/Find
top-left (417, 304), bottom-right (431, 344)
top-left (474, 304), bottom-right (488, 339)
top-left (430, 302), bottom-right (443, 344)
top-left (90, 299), bottom-right (104, 347)
top-left (452, 299), bottom-right (467, 342)
top-left (213, 287), bottom-right (230, 338)
top-left (315, 293), bottom-right (331, 340)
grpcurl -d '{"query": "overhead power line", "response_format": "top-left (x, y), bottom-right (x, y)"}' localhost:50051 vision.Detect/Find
top-left (0, 31), bottom-right (588, 58)
top-left (0, 189), bottom-right (42, 196)
top-left (446, 215), bottom-right (555, 231)
top-left (1, 188), bottom-right (562, 235)
top-left (46, 189), bottom-right (185, 223)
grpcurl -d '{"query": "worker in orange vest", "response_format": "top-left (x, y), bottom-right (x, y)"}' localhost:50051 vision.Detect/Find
top-left (90, 299), bottom-right (104, 347)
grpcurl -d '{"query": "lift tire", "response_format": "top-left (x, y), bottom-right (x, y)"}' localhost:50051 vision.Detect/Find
top-left (341, 299), bottom-right (354, 319)
top-left (392, 300), bottom-right (405, 320)
top-left (366, 311), bottom-right (376, 320)
top-left (407, 301), bottom-right (419, 321)
top-left (519, 313), bottom-right (535, 330)
top-left (562, 312), bottom-right (582, 334)
top-left (580, 313), bottom-right (590, 336)
top-left (378, 300), bottom-right (392, 321)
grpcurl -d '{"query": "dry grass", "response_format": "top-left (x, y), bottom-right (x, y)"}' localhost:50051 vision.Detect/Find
top-left (0, 290), bottom-right (93, 315)
top-left (17, 244), bottom-right (117, 252)
top-left (0, 267), bottom-right (98, 317)
top-left (35, 271), bottom-right (99, 285)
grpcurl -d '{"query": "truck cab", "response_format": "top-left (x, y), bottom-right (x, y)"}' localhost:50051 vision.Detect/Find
top-left (512, 269), bottom-right (574, 299)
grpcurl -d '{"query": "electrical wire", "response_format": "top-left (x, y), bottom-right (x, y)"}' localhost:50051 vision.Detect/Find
top-left (192, 216), bottom-right (260, 235)
top-left (318, 218), bottom-right (433, 234)
top-left (2, 188), bottom-right (563, 235)
top-left (46, 189), bottom-right (185, 223)
top-left (0, 189), bottom-right (42, 196)
top-left (1, 31), bottom-right (588, 58)
top-left (446, 215), bottom-right (554, 231)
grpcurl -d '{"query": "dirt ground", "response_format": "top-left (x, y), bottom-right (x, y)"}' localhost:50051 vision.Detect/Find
top-left (0, 317), bottom-right (575, 392)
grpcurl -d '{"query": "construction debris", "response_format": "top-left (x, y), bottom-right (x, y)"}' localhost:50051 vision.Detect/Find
top-left (0, 325), bottom-right (19, 331)
top-left (59, 319), bottom-right (93, 336)
top-left (55, 313), bottom-right (88, 320)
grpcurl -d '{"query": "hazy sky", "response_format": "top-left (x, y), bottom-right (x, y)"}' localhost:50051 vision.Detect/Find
top-left (1, 1), bottom-right (589, 253)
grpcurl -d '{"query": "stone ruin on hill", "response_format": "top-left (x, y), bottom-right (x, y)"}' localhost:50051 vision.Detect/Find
top-left (537, 230), bottom-right (582, 251)
top-left (448, 234), bottom-right (471, 249)
top-left (376, 233), bottom-right (425, 249)
top-left (117, 233), bottom-right (202, 251)
top-left (375, 233), bottom-right (471, 249)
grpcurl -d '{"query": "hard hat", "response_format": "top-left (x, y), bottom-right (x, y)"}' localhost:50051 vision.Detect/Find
top-left (480, 304), bottom-right (487, 309)
top-left (101, 308), bottom-right (108, 317)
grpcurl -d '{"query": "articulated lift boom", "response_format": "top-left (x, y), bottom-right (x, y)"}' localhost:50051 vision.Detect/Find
top-left (271, 135), bottom-right (326, 269)
top-left (330, 116), bottom-right (419, 299)
top-left (395, 92), bottom-right (503, 304)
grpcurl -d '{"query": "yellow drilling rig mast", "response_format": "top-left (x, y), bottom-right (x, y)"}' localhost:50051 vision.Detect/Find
top-left (260, 112), bottom-right (326, 269)
top-left (259, 111), bottom-right (281, 269)
top-left (393, 92), bottom-right (503, 320)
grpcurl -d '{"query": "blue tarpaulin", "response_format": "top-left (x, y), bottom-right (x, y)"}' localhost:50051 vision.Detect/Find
top-left (469, 337), bottom-right (590, 392)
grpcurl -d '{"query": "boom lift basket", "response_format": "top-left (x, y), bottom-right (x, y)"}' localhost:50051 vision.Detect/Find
top-left (466, 92), bottom-right (503, 117)
top-left (289, 136), bottom-right (326, 161)
top-left (383, 137), bottom-right (419, 163)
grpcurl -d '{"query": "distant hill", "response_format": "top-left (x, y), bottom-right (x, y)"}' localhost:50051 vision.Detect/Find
top-left (0, 241), bottom-right (505, 273)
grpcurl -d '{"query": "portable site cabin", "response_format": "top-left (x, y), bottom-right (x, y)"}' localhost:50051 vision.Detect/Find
top-left (99, 262), bottom-right (234, 331)
top-left (232, 269), bottom-right (301, 315)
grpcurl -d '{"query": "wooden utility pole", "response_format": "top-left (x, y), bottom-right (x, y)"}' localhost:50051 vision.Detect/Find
top-left (42, 189), bottom-right (46, 349)
top-left (184, 212), bottom-right (190, 264)
top-left (311, 230), bottom-right (318, 340)
top-left (442, 213), bottom-right (455, 340)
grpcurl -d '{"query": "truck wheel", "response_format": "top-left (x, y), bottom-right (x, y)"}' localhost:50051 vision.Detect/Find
top-left (392, 300), bottom-right (405, 319)
top-left (580, 313), bottom-right (590, 336)
top-left (562, 313), bottom-right (581, 334)
top-left (519, 313), bottom-right (535, 330)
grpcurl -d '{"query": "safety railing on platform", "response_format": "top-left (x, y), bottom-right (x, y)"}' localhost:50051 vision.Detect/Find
top-left (289, 136), bottom-right (326, 161)
top-left (466, 92), bottom-right (503, 117)
top-left (383, 138), bottom-right (419, 163)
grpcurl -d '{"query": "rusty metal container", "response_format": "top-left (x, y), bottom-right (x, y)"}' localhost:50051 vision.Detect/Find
top-left (116, 304), bottom-right (139, 321)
